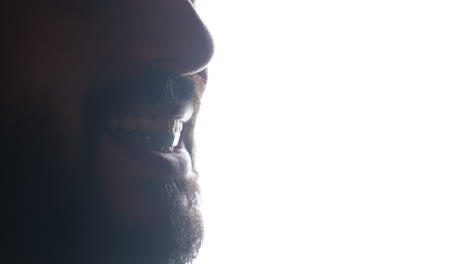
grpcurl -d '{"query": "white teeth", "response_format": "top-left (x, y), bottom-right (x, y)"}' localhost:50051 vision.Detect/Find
top-left (177, 121), bottom-right (183, 133)
top-left (106, 116), bottom-right (184, 153)
top-left (168, 119), bottom-right (184, 133)
top-left (169, 120), bottom-right (177, 132)
top-left (173, 131), bottom-right (181, 145)
top-left (106, 115), bottom-right (183, 134)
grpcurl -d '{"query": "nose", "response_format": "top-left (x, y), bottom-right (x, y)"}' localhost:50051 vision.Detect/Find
top-left (104, 0), bottom-right (214, 75)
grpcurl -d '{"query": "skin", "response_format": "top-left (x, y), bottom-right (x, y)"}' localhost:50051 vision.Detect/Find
top-left (1, 0), bottom-right (213, 263)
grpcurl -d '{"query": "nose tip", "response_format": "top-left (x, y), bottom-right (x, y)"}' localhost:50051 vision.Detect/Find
top-left (155, 24), bottom-right (214, 76)
top-left (103, 1), bottom-right (214, 77)
top-left (133, 1), bottom-right (214, 76)
top-left (185, 25), bottom-right (215, 75)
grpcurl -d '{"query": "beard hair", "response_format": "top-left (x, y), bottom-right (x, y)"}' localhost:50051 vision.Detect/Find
top-left (0, 70), bottom-right (204, 264)
top-left (90, 176), bottom-right (204, 264)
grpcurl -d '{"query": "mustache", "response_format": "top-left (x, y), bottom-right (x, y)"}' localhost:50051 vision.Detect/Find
top-left (89, 69), bottom-right (206, 118)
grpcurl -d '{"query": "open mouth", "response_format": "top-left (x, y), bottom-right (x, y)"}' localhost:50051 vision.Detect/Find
top-left (105, 115), bottom-right (185, 153)
top-left (89, 70), bottom-right (203, 155)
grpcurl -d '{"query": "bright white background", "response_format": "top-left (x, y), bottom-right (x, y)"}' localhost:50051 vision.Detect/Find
top-left (194, 1), bottom-right (468, 263)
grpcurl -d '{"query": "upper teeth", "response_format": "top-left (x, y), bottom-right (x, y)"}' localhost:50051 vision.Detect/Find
top-left (106, 116), bottom-right (183, 134)
top-left (105, 116), bottom-right (184, 153)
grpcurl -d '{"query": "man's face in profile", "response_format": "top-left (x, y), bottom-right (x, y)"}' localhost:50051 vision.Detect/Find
top-left (0, 1), bottom-right (213, 263)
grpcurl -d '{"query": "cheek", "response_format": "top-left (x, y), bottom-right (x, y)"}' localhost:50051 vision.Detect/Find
top-left (1, 10), bottom-right (105, 98)
top-left (96, 131), bottom-right (193, 224)
top-left (97, 132), bottom-right (158, 223)
top-left (1, 10), bottom-right (107, 159)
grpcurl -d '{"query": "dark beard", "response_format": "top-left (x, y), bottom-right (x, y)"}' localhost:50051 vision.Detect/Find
top-left (0, 70), bottom-right (205, 264)
top-left (87, 176), bottom-right (203, 264)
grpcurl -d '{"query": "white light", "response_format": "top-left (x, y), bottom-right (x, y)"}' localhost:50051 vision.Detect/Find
top-left (195, 1), bottom-right (468, 263)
